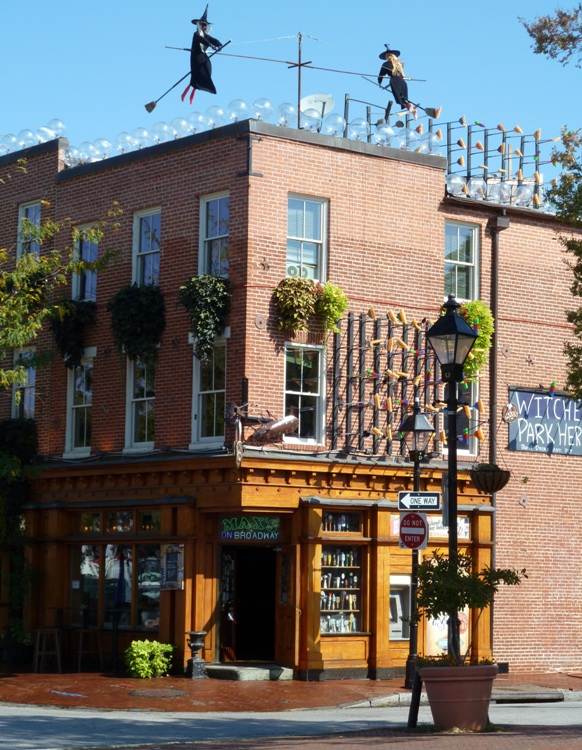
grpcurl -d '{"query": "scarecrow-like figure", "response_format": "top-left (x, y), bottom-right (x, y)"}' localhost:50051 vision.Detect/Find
top-left (181, 5), bottom-right (222, 104)
top-left (377, 45), bottom-right (417, 118)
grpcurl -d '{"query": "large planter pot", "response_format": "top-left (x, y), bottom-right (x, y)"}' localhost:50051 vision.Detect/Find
top-left (470, 469), bottom-right (511, 494)
top-left (419, 664), bottom-right (498, 731)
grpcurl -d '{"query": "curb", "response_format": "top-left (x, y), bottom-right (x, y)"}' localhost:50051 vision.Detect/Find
top-left (343, 688), bottom-right (582, 709)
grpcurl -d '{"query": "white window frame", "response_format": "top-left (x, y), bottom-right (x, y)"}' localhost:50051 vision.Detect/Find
top-left (11, 348), bottom-right (36, 419)
top-left (283, 343), bottom-right (326, 446)
top-left (17, 201), bottom-right (41, 258)
top-left (199, 192), bottom-right (230, 277)
top-left (286, 195), bottom-right (328, 282)
top-left (133, 208), bottom-right (161, 286)
top-left (444, 220), bottom-right (480, 457)
top-left (63, 348), bottom-right (96, 458)
top-left (124, 357), bottom-right (156, 453)
top-left (72, 224), bottom-right (99, 301)
top-left (189, 329), bottom-right (230, 450)
top-left (389, 575), bottom-right (411, 641)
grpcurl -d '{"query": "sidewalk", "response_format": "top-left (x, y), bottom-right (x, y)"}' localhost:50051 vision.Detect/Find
top-left (1, 668), bottom-right (581, 749)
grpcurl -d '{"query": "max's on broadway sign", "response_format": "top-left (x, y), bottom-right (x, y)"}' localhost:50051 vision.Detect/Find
top-left (508, 387), bottom-right (582, 456)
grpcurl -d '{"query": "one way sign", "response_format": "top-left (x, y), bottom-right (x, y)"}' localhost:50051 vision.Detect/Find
top-left (398, 491), bottom-right (441, 511)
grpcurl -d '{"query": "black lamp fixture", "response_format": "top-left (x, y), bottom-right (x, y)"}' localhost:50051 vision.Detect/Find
top-left (425, 294), bottom-right (478, 663)
top-left (400, 398), bottom-right (435, 690)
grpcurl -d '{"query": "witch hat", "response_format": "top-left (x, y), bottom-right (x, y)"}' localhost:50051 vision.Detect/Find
top-left (379, 44), bottom-right (400, 59)
top-left (192, 5), bottom-right (211, 24)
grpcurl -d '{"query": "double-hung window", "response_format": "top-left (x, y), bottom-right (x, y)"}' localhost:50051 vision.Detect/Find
top-left (126, 357), bottom-right (155, 450)
top-left (444, 221), bottom-right (479, 455)
top-left (133, 209), bottom-right (161, 285)
top-left (12, 349), bottom-right (36, 419)
top-left (73, 227), bottom-right (99, 301)
top-left (200, 193), bottom-right (229, 277)
top-left (284, 344), bottom-right (325, 443)
top-left (193, 343), bottom-right (226, 444)
top-left (287, 196), bottom-right (327, 280)
top-left (65, 350), bottom-right (94, 457)
top-left (17, 201), bottom-right (41, 257)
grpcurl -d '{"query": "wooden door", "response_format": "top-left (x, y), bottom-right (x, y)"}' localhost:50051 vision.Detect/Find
top-left (274, 545), bottom-right (300, 667)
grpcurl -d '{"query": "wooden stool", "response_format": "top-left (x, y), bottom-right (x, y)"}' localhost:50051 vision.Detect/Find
top-left (77, 629), bottom-right (103, 671)
top-left (33, 628), bottom-right (62, 673)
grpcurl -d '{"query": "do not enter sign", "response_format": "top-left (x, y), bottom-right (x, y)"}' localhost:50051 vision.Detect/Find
top-left (399, 512), bottom-right (428, 550)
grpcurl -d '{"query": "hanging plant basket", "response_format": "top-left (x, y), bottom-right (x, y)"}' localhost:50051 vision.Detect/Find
top-left (272, 277), bottom-right (348, 334)
top-left (178, 275), bottom-right (231, 361)
top-left (470, 464), bottom-right (511, 493)
top-left (50, 299), bottom-right (97, 369)
top-left (108, 283), bottom-right (166, 362)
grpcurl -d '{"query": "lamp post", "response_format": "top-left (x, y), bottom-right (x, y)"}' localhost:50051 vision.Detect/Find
top-left (400, 399), bottom-right (435, 689)
top-left (426, 295), bottom-right (478, 662)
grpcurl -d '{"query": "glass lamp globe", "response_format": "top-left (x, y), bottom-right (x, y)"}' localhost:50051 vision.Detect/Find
top-left (446, 174), bottom-right (466, 197)
top-left (347, 117), bottom-right (369, 141)
top-left (489, 181), bottom-right (512, 204)
top-left (276, 102), bottom-right (296, 127)
top-left (187, 112), bottom-right (206, 133)
top-left (36, 126), bottom-right (56, 143)
top-left (226, 99), bottom-right (249, 123)
top-left (17, 129), bottom-right (37, 147)
top-left (322, 113), bottom-right (345, 137)
top-left (372, 123), bottom-right (394, 146)
top-left (514, 184), bottom-right (533, 206)
top-left (170, 117), bottom-right (192, 138)
top-left (252, 98), bottom-right (273, 121)
top-left (467, 177), bottom-right (486, 200)
top-left (47, 119), bottom-right (66, 137)
top-left (205, 106), bottom-right (225, 129)
top-left (93, 138), bottom-right (114, 159)
top-left (300, 108), bottom-right (321, 132)
top-left (152, 122), bottom-right (173, 143)
top-left (132, 127), bottom-right (152, 149)
top-left (115, 132), bottom-right (137, 154)
top-left (395, 127), bottom-right (419, 151)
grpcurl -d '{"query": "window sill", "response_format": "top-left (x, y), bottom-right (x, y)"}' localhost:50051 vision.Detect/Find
top-left (62, 449), bottom-right (92, 460)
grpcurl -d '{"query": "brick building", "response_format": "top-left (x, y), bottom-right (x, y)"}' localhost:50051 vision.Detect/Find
top-left (1, 116), bottom-right (581, 677)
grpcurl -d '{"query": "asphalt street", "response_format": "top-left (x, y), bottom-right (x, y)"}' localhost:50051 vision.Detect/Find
top-left (2, 701), bottom-right (582, 750)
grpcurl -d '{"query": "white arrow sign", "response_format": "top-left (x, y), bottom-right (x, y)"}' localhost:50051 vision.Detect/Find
top-left (398, 491), bottom-right (441, 511)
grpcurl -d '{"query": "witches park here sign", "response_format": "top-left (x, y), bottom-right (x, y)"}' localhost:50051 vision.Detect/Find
top-left (508, 387), bottom-right (582, 456)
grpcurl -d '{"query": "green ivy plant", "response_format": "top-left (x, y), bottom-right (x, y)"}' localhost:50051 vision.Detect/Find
top-left (458, 300), bottom-right (494, 381)
top-left (124, 639), bottom-right (174, 678)
top-left (108, 284), bottom-right (166, 362)
top-left (272, 278), bottom-right (348, 333)
top-left (178, 275), bottom-right (231, 361)
top-left (50, 299), bottom-right (97, 369)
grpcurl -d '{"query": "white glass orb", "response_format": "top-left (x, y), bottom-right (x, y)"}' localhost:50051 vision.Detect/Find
top-left (63, 146), bottom-right (80, 167)
top-left (115, 132), bottom-right (137, 154)
top-left (347, 118), bottom-right (369, 141)
top-left (0, 143), bottom-right (9, 156)
top-left (514, 184), bottom-right (534, 206)
top-left (132, 127), bottom-right (152, 149)
top-left (152, 122), bottom-right (173, 143)
top-left (2, 134), bottom-right (20, 152)
top-left (276, 102), bottom-right (296, 127)
top-left (93, 138), bottom-right (114, 159)
top-left (323, 113), bottom-right (346, 137)
top-left (252, 98), bottom-right (273, 121)
top-left (300, 108), bottom-right (322, 132)
top-left (394, 127), bottom-right (419, 151)
top-left (170, 117), bottom-right (192, 138)
top-left (205, 105), bottom-right (226, 129)
top-left (446, 174), bottom-right (466, 197)
top-left (227, 99), bottom-right (249, 123)
top-left (489, 181), bottom-right (512, 204)
top-left (467, 177), bottom-right (486, 200)
top-left (372, 123), bottom-right (395, 146)
top-left (78, 141), bottom-right (99, 163)
top-left (425, 132), bottom-right (442, 154)
top-left (47, 119), bottom-right (66, 137)
top-left (36, 126), bottom-right (56, 143)
top-left (186, 111), bottom-right (206, 133)
top-left (17, 129), bottom-right (37, 147)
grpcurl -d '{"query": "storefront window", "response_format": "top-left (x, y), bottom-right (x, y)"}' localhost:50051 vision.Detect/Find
top-left (70, 545), bottom-right (100, 627)
top-left (320, 545), bottom-right (362, 634)
top-left (138, 510), bottom-right (161, 533)
top-left (78, 513), bottom-right (100, 533)
top-left (322, 511), bottom-right (361, 533)
top-left (389, 576), bottom-right (411, 640)
top-left (106, 511), bottom-right (133, 533)
top-left (104, 544), bottom-right (133, 629)
top-left (137, 545), bottom-right (161, 630)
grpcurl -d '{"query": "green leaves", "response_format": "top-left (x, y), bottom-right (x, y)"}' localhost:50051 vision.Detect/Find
top-left (178, 275), bottom-right (231, 361)
top-left (124, 639), bottom-right (174, 678)
top-left (50, 299), bottom-right (97, 369)
top-left (108, 284), bottom-right (166, 363)
top-left (272, 278), bottom-right (349, 333)
top-left (458, 300), bottom-right (494, 382)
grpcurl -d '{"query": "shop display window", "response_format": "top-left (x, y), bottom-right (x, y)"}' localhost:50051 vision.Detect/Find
top-left (137, 545), bottom-right (161, 629)
top-left (322, 511), bottom-right (361, 534)
top-left (104, 544), bottom-right (132, 629)
top-left (106, 511), bottom-right (133, 533)
top-left (70, 544), bottom-right (100, 627)
top-left (78, 513), bottom-right (100, 533)
top-left (320, 544), bottom-right (362, 634)
top-left (138, 510), bottom-right (161, 533)
top-left (389, 575), bottom-right (411, 640)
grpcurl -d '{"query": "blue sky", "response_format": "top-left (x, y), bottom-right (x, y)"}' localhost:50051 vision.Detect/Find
top-left (1, 1), bottom-right (580, 156)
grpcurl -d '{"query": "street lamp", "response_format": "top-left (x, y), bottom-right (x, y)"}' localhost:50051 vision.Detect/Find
top-left (400, 399), bottom-right (435, 689)
top-left (426, 294), bottom-right (478, 661)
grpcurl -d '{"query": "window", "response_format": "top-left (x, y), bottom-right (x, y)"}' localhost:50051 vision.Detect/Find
top-left (444, 222), bottom-right (478, 302)
top-left (17, 201), bottom-right (41, 257)
top-left (126, 357), bottom-right (155, 450)
top-left (444, 221), bottom-right (479, 455)
top-left (12, 350), bottom-right (36, 419)
top-left (389, 576), bottom-right (411, 640)
top-left (199, 344), bottom-right (226, 439)
top-left (133, 209), bottom-right (160, 285)
top-left (287, 196), bottom-right (327, 280)
top-left (284, 344), bottom-right (324, 443)
top-left (73, 227), bottom-right (99, 301)
top-left (201, 193), bottom-right (229, 276)
top-left (65, 355), bottom-right (93, 456)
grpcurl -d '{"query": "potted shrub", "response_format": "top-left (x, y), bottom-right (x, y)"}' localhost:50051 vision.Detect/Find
top-left (415, 551), bottom-right (526, 731)
top-left (124, 639), bottom-right (174, 678)
top-left (178, 275), bottom-right (231, 361)
top-left (272, 278), bottom-right (348, 334)
top-left (470, 462), bottom-right (511, 494)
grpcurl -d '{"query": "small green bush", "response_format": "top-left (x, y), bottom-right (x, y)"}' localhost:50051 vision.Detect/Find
top-left (124, 639), bottom-right (174, 678)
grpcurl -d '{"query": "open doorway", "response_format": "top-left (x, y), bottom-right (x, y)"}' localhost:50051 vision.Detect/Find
top-left (219, 546), bottom-right (276, 662)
